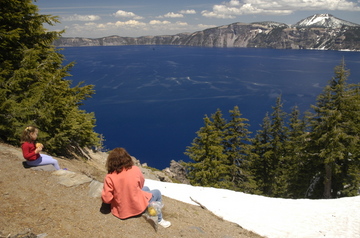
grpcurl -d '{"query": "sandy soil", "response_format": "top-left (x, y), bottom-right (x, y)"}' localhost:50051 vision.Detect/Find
top-left (0, 143), bottom-right (263, 238)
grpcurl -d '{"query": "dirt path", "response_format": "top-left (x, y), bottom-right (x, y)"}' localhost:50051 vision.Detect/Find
top-left (0, 143), bottom-right (263, 238)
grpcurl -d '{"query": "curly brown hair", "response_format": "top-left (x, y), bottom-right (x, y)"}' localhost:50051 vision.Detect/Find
top-left (105, 148), bottom-right (134, 173)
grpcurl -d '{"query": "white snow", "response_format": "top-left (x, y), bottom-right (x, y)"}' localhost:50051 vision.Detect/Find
top-left (145, 179), bottom-right (360, 238)
top-left (307, 15), bottom-right (329, 25)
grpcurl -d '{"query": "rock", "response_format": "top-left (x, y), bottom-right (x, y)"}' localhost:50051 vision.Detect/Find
top-left (131, 156), bottom-right (141, 167)
top-left (88, 180), bottom-right (103, 198)
top-left (163, 160), bottom-right (190, 184)
top-left (0, 229), bottom-right (44, 238)
top-left (152, 171), bottom-right (173, 183)
top-left (52, 170), bottom-right (93, 187)
top-left (140, 167), bottom-right (160, 181)
top-left (30, 164), bottom-right (56, 171)
top-left (22, 162), bottom-right (56, 171)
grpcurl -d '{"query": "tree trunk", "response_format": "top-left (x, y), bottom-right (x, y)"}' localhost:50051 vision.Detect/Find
top-left (323, 163), bottom-right (332, 198)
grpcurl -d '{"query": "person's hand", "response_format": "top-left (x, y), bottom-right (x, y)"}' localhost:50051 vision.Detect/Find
top-left (35, 143), bottom-right (43, 153)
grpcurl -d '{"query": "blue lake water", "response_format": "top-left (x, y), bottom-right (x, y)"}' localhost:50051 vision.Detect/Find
top-left (61, 46), bottom-right (360, 169)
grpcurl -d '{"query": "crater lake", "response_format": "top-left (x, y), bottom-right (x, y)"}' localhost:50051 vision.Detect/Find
top-left (61, 46), bottom-right (360, 169)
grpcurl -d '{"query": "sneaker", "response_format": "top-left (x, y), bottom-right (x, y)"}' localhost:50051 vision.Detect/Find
top-left (158, 219), bottom-right (171, 228)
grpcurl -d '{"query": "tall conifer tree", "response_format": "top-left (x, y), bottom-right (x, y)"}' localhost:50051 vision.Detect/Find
top-left (0, 0), bottom-right (100, 157)
top-left (269, 96), bottom-right (289, 196)
top-left (251, 96), bottom-right (289, 197)
top-left (209, 109), bottom-right (234, 188)
top-left (184, 113), bottom-right (227, 187)
top-left (308, 60), bottom-right (360, 198)
top-left (224, 106), bottom-right (255, 192)
top-left (250, 112), bottom-right (273, 195)
top-left (184, 107), bottom-right (254, 191)
top-left (283, 106), bottom-right (313, 198)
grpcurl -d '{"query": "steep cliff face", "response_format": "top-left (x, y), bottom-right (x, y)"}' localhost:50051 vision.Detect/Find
top-left (182, 22), bottom-right (276, 47)
top-left (53, 15), bottom-right (360, 51)
top-left (247, 26), bottom-right (360, 50)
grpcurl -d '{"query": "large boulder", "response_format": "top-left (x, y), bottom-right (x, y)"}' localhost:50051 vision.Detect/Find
top-left (163, 160), bottom-right (190, 184)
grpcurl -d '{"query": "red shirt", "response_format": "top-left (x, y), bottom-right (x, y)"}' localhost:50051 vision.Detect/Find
top-left (101, 166), bottom-right (152, 219)
top-left (21, 142), bottom-right (39, 161)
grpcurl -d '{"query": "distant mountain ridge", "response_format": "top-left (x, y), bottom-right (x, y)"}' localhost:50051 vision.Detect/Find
top-left (54, 14), bottom-right (360, 51)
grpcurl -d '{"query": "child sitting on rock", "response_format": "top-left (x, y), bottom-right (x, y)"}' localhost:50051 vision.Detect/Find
top-left (21, 126), bottom-right (60, 170)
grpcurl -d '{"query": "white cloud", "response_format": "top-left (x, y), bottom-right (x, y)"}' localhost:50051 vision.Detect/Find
top-left (113, 10), bottom-right (144, 20)
top-left (62, 14), bottom-right (101, 21)
top-left (63, 19), bottom-right (201, 37)
top-left (84, 22), bottom-right (97, 26)
top-left (201, 10), bottom-right (236, 19)
top-left (197, 23), bottom-right (217, 29)
top-left (164, 12), bottom-right (184, 18)
top-left (202, 0), bottom-right (360, 18)
top-left (71, 20), bottom-right (147, 34)
top-left (113, 20), bottom-right (146, 27)
top-left (149, 20), bottom-right (171, 25)
top-left (157, 10), bottom-right (195, 19)
top-left (60, 18), bottom-right (221, 38)
top-left (179, 9), bottom-right (197, 14)
top-left (175, 21), bottom-right (188, 26)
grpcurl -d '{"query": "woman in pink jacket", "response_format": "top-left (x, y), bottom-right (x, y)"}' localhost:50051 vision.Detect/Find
top-left (101, 147), bottom-right (171, 228)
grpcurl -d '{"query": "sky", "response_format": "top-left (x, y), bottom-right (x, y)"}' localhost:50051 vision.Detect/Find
top-left (144, 179), bottom-right (360, 238)
top-left (35, 0), bottom-right (360, 38)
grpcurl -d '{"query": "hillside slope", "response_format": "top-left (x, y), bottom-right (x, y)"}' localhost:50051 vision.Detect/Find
top-left (0, 143), bottom-right (262, 238)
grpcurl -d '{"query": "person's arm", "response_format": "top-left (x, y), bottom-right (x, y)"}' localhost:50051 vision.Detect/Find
top-left (21, 142), bottom-right (37, 161)
top-left (101, 176), bottom-right (114, 204)
top-left (136, 166), bottom-right (145, 188)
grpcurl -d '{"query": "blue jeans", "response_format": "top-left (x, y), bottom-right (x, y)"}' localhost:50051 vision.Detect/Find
top-left (26, 154), bottom-right (60, 170)
top-left (143, 186), bottom-right (163, 221)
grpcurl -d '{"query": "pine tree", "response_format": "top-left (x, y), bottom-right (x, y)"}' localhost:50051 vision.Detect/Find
top-left (283, 106), bottom-right (313, 198)
top-left (250, 112), bottom-right (273, 195)
top-left (224, 106), bottom-right (255, 192)
top-left (184, 113), bottom-right (227, 187)
top-left (308, 60), bottom-right (360, 198)
top-left (209, 109), bottom-right (234, 188)
top-left (0, 0), bottom-right (100, 157)
top-left (269, 96), bottom-right (289, 196)
top-left (251, 96), bottom-right (289, 197)
top-left (184, 107), bottom-right (255, 191)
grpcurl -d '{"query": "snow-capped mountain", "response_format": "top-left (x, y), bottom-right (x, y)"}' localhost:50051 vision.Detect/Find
top-left (293, 13), bottom-right (359, 28)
